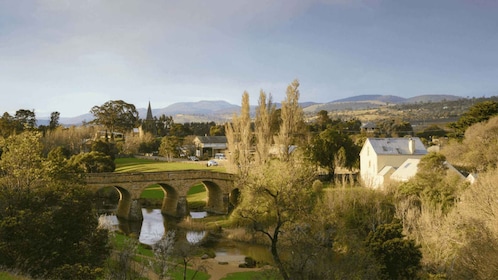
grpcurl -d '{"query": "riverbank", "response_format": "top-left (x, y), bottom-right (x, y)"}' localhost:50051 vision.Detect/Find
top-left (203, 257), bottom-right (266, 280)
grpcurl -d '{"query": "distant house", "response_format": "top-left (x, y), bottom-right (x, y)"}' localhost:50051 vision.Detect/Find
top-left (360, 137), bottom-right (428, 188)
top-left (361, 122), bottom-right (377, 134)
top-left (193, 136), bottom-right (227, 158)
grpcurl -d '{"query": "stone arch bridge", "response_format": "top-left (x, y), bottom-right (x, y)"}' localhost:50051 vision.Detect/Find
top-left (85, 170), bottom-right (238, 221)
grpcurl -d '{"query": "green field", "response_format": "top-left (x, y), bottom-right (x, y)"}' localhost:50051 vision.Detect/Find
top-left (140, 184), bottom-right (207, 209)
top-left (115, 157), bottom-right (226, 173)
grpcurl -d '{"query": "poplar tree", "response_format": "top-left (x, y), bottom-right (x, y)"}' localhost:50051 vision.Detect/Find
top-left (225, 91), bottom-right (252, 178)
top-left (254, 90), bottom-right (275, 165)
top-left (228, 81), bottom-right (321, 280)
top-left (275, 79), bottom-right (306, 161)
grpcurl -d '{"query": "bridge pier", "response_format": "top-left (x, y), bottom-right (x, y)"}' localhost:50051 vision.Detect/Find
top-left (176, 196), bottom-right (189, 218)
top-left (117, 198), bottom-right (144, 221)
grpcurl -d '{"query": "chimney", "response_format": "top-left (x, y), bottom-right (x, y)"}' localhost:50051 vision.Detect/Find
top-left (408, 138), bottom-right (415, 154)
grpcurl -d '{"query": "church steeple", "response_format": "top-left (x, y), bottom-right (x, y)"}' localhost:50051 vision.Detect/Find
top-left (142, 101), bottom-right (157, 136)
top-left (146, 101), bottom-right (154, 121)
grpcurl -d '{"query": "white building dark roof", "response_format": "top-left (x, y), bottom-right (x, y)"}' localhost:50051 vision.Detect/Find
top-left (368, 137), bottom-right (427, 155)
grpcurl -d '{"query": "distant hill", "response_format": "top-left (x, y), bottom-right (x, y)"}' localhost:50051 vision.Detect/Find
top-left (53, 95), bottom-right (467, 125)
top-left (333, 94), bottom-right (407, 104)
top-left (406, 94), bottom-right (464, 103)
top-left (152, 100), bottom-right (239, 116)
top-left (58, 113), bottom-right (94, 126)
top-left (303, 94), bottom-right (464, 113)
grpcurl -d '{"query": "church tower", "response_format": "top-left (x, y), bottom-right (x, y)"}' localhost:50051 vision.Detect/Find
top-left (142, 101), bottom-right (157, 136)
top-left (146, 101), bottom-right (154, 121)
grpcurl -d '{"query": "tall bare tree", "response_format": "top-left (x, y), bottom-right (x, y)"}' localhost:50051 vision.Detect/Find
top-left (275, 79), bottom-right (306, 161)
top-left (254, 90), bottom-right (275, 165)
top-left (225, 91), bottom-right (252, 177)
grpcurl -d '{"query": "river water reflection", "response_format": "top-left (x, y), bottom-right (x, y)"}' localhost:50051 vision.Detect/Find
top-left (100, 208), bottom-right (273, 264)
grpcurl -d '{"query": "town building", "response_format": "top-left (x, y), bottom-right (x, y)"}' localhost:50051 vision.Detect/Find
top-left (360, 137), bottom-right (427, 188)
top-left (193, 136), bottom-right (227, 159)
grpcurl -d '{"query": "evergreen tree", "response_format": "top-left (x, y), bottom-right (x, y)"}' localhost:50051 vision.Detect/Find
top-left (366, 221), bottom-right (422, 280)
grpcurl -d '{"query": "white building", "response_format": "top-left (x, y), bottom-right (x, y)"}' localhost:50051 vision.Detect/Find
top-left (360, 137), bottom-right (428, 189)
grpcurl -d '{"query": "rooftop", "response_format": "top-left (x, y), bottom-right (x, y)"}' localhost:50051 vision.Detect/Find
top-left (368, 137), bottom-right (427, 155)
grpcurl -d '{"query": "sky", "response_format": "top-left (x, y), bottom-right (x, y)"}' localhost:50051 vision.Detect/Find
top-left (1, 0), bottom-right (497, 118)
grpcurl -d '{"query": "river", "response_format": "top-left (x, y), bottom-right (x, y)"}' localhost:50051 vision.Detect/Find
top-left (99, 208), bottom-right (273, 265)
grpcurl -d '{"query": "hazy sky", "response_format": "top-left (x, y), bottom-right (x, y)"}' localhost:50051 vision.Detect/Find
top-left (1, 0), bottom-right (497, 118)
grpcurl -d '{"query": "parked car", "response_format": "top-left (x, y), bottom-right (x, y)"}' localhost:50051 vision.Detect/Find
top-left (207, 160), bottom-right (218, 167)
top-left (214, 153), bottom-right (226, 160)
top-left (188, 156), bottom-right (199, 161)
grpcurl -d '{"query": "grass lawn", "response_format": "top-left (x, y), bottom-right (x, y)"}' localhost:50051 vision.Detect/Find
top-left (221, 271), bottom-right (278, 280)
top-left (115, 158), bottom-right (226, 173)
top-left (140, 184), bottom-right (207, 209)
top-left (0, 272), bottom-right (30, 280)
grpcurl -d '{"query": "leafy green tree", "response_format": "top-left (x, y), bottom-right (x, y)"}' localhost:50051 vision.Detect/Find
top-left (306, 127), bottom-right (360, 179)
top-left (365, 221), bottom-right (422, 280)
top-left (169, 123), bottom-right (191, 137)
top-left (68, 151), bottom-right (115, 173)
top-left (209, 124), bottom-right (225, 136)
top-left (159, 136), bottom-right (181, 161)
top-left (0, 112), bottom-right (16, 138)
top-left (14, 109), bottom-right (37, 131)
top-left (448, 100), bottom-right (498, 137)
top-left (315, 110), bottom-right (331, 131)
top-left (45, 146), bottom-right (79, 182)
top-left (377, 118), bottom-right (413, 137)
top-left (49, 111), bottom-right (61, 130)
top-left (90, 100), bottom-right (139, 139)
top-left (92, 140), bottom-right (118, 160)
top-left (398, 152), bottom-right (464, 214)
top-left (137, 133), bottom-right (161, 155)
top-left (152, 114), bottom-right (172, 136)
top-left (0, 131), bottom-right (110, 279)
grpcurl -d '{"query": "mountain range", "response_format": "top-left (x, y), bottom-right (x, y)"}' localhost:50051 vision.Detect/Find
top-left (53, 94), bottom-right (465, 125)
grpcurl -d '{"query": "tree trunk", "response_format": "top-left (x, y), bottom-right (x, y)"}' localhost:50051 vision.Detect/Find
top-left (271, 225), bottom-right (289, 280)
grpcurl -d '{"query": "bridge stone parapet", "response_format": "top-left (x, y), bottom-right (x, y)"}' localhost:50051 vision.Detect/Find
top-left (85, 170), bottom-right (238, 221)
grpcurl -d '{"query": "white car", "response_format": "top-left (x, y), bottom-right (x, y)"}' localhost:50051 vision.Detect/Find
top-left (207, 160), bottom-right (218, 167)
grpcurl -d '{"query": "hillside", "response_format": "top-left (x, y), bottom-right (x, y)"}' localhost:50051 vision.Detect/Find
top-left (53, 94), bottom-right (477, 125)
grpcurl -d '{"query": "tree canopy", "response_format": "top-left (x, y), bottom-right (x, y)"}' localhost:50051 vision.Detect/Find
top-left (90, 100), bottom-right (139, 137)
top-left (0, 131), bottom-right (110, 279)
top-left (306, 127), bottom-right (360, 178)
top-left (448, 100), bottom-right (498, 137)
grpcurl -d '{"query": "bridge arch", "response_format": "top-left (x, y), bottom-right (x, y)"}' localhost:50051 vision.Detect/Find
top-left (94, 185), bottom-right (144, 221)
top-left (85, 170), bottom-right (237, 221)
